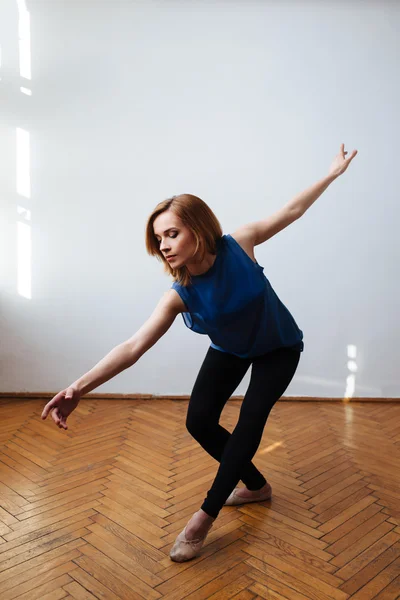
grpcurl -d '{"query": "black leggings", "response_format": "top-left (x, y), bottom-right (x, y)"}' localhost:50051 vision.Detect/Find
top-left (186, 345), bottom-right (301, 519)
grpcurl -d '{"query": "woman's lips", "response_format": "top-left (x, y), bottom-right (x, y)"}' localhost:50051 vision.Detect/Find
top-left (167, 255), bottom-right (176, 261)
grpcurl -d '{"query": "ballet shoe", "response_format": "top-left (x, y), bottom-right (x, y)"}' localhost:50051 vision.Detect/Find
top-left (169, 521), bottom-right (214, 562)
top-left (224, 482), bottom-right (272, 506)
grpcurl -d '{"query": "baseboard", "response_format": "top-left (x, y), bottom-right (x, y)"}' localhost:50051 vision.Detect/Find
top-left (0, 393), bottom-right (399, 402)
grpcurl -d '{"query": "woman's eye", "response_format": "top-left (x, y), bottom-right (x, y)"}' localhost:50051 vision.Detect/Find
top-left (156, 232), bottom-right (177, 244)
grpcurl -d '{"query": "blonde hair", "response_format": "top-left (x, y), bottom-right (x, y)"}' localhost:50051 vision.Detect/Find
top-left (145, 194), bottom-right (223, 287)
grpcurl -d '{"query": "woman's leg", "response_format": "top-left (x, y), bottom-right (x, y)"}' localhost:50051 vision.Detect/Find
top-left (186, 346), bottom-right (267, 491)
top-left (200, 347), bottom-right (301, 518)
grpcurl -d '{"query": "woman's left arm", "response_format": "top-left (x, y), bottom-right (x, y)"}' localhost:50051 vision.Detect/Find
top-left (233, 144), bottom-right (358, 247)
top-left (288, 143), bottom-right (358, 216)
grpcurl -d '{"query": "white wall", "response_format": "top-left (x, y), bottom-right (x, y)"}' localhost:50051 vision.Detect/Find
top-left (1, 0), bottom-right (398, 398)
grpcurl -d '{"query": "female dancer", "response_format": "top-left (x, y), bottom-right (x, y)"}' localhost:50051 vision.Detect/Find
top-left (42, 144), bottom-right (357, 562)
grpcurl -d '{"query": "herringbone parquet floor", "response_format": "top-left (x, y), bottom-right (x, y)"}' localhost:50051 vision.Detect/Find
top-left (0, 397), bottom-right (400, 600)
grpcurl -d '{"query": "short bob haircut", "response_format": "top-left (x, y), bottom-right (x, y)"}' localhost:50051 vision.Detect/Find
top-left (145, 194), bottom-right (223, 287)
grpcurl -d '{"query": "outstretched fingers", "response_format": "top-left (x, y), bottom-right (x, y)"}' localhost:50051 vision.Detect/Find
top-left (341, 143), bottom-right (358, 162)
top-left (41, 398), bottom-right (57, 420)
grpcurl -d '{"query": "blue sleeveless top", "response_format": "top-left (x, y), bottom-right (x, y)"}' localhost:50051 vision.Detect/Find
top-left (171, 234), bottom-right (304, 358)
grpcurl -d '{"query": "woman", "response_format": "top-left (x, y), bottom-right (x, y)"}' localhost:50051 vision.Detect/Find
top-left (42, 144), bottom-right (357, 562)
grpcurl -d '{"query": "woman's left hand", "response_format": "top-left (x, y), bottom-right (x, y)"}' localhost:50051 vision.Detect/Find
top-left (329, 144), bottom-right (358, 177)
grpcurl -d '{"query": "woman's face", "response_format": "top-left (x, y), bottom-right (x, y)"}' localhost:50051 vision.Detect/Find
top-left (153, 211), bottom-right (199, 269)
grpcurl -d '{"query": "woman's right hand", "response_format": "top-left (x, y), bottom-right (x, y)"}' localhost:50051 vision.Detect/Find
top-left (41, 387), bottom-right (81, 430)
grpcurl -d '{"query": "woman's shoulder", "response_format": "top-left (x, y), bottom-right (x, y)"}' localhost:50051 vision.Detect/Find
top-left (165, 287), bottom-right (187, 314)
top-left (226, 232), bottom-right (257, 264)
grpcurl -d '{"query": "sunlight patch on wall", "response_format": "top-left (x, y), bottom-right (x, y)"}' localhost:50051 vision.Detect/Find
top-left (15, 0), bottom-right (33, 299)
top-left (344, 344), bottom-right (358, 402)
top-left (16, 128), bottom-right (31, 299)
top-left (17, 0), bottom-right (31, 81)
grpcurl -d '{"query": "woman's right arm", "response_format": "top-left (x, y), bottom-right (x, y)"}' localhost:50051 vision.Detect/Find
top-left (73, 290), bottom-right (182, 395)
top-left (41, 290), bottom-right (183, 428)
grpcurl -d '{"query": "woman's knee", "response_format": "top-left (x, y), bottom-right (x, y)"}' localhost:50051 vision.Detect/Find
top-left (239, 402), bottom-right (275, 423)
top-left (186, 411), bottom-right (205, 438)
top-left (186, 404), bottom-right (217, 439)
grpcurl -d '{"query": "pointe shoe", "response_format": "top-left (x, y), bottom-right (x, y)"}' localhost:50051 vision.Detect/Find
top-left (169, 522), bottom-right (214, 562)
top-left (224, 483), bottom-right (272, 506)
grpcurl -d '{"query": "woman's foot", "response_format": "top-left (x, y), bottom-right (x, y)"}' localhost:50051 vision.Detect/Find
top-left (185, 509), bottom-right (215, 540)
top-left (224, 481), bottom-right (272, 506)
top-left (169, 509), bottom-right (215, 562)
top-left (235, 482), bottom-right (271, 499)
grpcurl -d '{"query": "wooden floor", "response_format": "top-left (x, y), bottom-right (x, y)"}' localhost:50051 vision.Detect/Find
top-left (0, 398), bottom-right (400, 600)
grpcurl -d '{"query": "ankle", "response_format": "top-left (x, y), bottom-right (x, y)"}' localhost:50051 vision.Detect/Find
top-left (247, 482), bottom-right (268, 492)
top-left (185, 510), bottom-right (214, 539)
top-left (197, 509), bottom-right (215, 525)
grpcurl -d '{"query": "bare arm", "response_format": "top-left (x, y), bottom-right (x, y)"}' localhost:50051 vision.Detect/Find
top-left (233, 145), bottom-right (358, 248)
top-left (71, 290), bottom-right (182, 396)
top-left (41, 290), bottom-right (183, 428)
top-left (289, 144), bottom-right (357, 214)
top-left (287, 174), bottom-right (338, 216)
